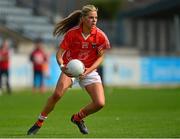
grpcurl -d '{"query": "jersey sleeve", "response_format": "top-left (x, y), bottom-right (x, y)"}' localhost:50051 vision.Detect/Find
top-left (97, 33), bottom-right (111, 52)
top-left (59, 32), bottom-right (72, 50)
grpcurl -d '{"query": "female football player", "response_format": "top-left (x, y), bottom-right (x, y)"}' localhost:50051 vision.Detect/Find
top-left (27, 4), bottom-right (110, 135)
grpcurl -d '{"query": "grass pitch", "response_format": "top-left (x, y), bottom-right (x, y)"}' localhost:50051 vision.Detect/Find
top-left (0, 87), bottom-right (180, 138)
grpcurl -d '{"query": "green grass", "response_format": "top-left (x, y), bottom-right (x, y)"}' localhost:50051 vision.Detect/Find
top-left (0, 87), bottom-right (180, 138)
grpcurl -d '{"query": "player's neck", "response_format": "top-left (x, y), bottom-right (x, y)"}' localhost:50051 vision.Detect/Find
top-left (82, 26), bottom-right (91, 36)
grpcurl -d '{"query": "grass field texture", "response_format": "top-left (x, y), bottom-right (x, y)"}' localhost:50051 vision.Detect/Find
top-left (0, 87), bottom-right (180, 138)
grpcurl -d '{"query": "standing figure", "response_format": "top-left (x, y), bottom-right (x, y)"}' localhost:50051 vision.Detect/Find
top-left (30, 38), bottom-right (47, 93)
top-left (0, 39), bottom-right (11, 94)
top-left (27, 4), bottom-right (110, 135)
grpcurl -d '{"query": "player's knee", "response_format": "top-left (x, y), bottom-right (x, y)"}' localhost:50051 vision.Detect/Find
top-left (51, 93), bottom-right (60, 102)
top-left (95, 100), bottom-right (105, 109)
top-left (52, 91), bottom-right (63, 101)
top-left (52, 83), bottom-right (67, 101)
top-left (58, 82), bottom-right (69, 92)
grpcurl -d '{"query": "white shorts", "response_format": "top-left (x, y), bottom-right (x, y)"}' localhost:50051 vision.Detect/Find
top-left (72, 70), bottom-right (102, 87)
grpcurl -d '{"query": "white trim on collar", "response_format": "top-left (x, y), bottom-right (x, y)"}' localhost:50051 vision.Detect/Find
top-left (81, 33), bottom-right (90, 40)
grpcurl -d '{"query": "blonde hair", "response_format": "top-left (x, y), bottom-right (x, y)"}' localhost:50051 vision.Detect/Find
top-left (53, 5), bottom-right (98, 36)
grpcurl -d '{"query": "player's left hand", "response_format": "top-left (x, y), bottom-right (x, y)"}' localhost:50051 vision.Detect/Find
top-left (79, 68), bottom-right (89, 80)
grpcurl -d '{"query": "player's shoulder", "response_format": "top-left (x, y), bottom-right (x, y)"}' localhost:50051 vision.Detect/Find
top-left (66, 25), bottom-right (80, 34)
top-left (96, 27), bottom-right (109, 40)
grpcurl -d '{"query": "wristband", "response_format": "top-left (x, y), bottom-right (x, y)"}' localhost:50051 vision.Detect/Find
top-left (60, 64), bottom-right (64, 68)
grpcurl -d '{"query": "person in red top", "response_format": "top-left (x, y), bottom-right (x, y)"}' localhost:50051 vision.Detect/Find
top-left (30, 38), bottom-right (47, 93)
top-left (27, 5), bottom-right (110, 135)
top-left (0, 39), bottom-right (11, 94)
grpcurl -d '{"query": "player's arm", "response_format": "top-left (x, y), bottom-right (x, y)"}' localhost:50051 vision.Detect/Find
top-left (56, 47), bottom-right (64, 67)
top-left (82, 34), bottom-right (110, 76)
top-left (56, 48), bottom-right (73, 77)
top-left (87, 33), bottom-right (110, 73)
top-left (82, 50), bottom-right (105, 77)
top-left (56, 31), bottom-right (71, 68)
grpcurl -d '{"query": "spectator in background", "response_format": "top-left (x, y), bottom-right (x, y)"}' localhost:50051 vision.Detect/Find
top-left (30, 38), bottom-right (48, 93)
top-left (0, 39), bottom-right (11, 94)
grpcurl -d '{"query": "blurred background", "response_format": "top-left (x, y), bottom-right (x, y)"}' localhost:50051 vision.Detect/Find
top-left (0, 0), bottom-right (180, 89)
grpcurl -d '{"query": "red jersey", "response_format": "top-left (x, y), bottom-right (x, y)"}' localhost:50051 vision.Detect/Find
top-left (30, 48), bottom-right (47, 71)
top-left (0, 49), bottom-right (9, 70)
top-left (60, 25), bottom-right (110, 68)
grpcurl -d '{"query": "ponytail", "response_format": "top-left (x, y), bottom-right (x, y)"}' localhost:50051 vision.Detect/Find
top-left (53, 5), bottom-right (98, 36)
top-left (53, 10), bottom-right (81, 36)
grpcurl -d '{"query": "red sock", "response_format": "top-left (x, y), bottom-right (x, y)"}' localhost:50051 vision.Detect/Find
top-left (40, 112), bottom-right (47, 118)
top-left (36, 120), bottom-right (44, 127)
top-left (36, 112), bottom-right (48, 127)
top-left (73, 109), bottom-right (87, 121)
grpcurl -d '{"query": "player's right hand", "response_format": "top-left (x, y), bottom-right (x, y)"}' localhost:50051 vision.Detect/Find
top-left (61, 66), bottom-right (73, 77)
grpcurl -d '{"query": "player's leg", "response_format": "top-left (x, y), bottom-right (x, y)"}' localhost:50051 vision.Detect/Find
top-left (0, 70), bottom-right (3, 91)
top-left (0, 70), bottom-right (3, 95)
top-left (27, 73), bottom-right (72, 135)
top-left (84, 83), bottom-right (105, 114)
top-left (32, 70), bottom-right (37, 93)
top-left (6, 70), bottom-right (11, 94)
top-left (41, 73), bottom-right (72, 115)
top-left (71, 82), bottom-right (105, 134)
top-left (39, 71), bottom-right (45, 93)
